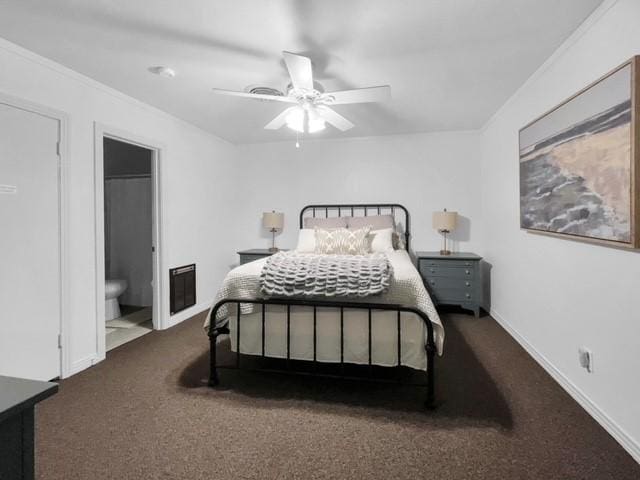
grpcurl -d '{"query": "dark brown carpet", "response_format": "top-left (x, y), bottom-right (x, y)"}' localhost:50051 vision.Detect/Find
top-left (35, 312), bottom-right (639, 479)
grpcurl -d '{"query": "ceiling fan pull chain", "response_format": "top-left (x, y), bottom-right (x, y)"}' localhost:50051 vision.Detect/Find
top-left (295, 131), bottom-right (300, 149)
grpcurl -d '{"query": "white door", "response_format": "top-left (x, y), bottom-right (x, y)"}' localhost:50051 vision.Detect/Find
top-left (0, 102), bottom-right (61, 380)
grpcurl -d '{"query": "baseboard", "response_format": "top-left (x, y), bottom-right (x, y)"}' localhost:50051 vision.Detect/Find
top-left (65, 354), bottom-right (99, 378)
top-left (65, 301), bottom-right (214, 377)
top-left (490, 308), bottom-right (640, 464)
top-left (163, 298), bottom-right (215, 329)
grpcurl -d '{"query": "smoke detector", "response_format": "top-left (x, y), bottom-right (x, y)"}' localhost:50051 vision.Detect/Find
top-left (148, 66), bottom-right (176, 78)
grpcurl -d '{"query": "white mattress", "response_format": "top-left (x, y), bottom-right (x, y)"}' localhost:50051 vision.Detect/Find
top-left (209, 250), bottom-right (444, 372)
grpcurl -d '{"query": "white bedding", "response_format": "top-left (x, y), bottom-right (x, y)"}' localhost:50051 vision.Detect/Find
top-left (205, 250), bottom-right (444, 371)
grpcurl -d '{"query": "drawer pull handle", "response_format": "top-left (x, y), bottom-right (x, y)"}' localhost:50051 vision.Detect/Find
top-left (465, 281), bottom-right (470, 287)
top-left (430, 269), bottom-right (435, 273)
top-left (430, 281), bottom-right (435, 285)
top-left (465, 270), bottom-right (470, 275)
top-left (465, 262), bottom-right (471, 266)
top-left (466, 293), bottom-right (471, 299)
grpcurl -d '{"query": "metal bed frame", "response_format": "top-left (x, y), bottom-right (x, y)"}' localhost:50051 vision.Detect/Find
top-left (208, 203), bottom-right (437, 408)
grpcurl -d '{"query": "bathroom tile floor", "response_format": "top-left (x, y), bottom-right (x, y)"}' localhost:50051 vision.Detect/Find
top-left (106, 307), bottom-right (153, 352)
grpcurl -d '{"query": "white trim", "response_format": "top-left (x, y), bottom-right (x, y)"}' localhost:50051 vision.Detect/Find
top-left (0, 91), bottom-right (70, 379)
top-left (94, 123), bottom-right (167, 362)
top-left (150, 147), bottom-right (165, 331)
top-left (480, 0), bottom-right (620, 133)
top-left (490, 307), bottom-right (640, 464)
top-left (94, 128), bottom-right (106, 361)
top-left (0, 37), bottom-right (233, 147)
top-left (67, 354), bottom-right (100, 377)
top-left (164, 298), bottom-right (216, 330)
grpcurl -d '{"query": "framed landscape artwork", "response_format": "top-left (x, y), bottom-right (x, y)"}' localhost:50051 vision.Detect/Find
top-left (519, 56), bottom-right (640, 249)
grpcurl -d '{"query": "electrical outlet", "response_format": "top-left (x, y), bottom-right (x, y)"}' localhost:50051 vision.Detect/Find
top-left (578, 347), bottom-right (593, 373)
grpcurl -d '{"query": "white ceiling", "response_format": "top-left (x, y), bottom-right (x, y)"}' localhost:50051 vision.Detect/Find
top-left (0, 0), bottom-right (603, 144)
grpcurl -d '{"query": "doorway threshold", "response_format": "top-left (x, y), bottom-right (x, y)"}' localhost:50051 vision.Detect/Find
top-left (106, 307), bottom-right (152, 351)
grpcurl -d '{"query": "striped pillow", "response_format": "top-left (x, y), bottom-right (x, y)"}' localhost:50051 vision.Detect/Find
top-left (314, 227), bottom-right (371, 255)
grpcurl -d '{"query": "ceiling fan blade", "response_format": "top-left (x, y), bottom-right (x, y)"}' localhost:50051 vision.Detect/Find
top-left (211, 88), bottom-right (296, 103)
top-left (317, 106), bottom-right (354, 131)
top-left (282, 51), bottom-right (314, 91)
top-left (324, 86), bottom-right (391, 105)
top-left (264, 107), bottom-right (296, 130)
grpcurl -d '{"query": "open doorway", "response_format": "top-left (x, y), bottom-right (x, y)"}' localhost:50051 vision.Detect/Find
top-left (103, 138), bottom-right (154, 351)
top-left (94, 125), bottom-right (163, 358)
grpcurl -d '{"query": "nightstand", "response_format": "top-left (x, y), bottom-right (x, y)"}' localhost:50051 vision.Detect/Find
top-left (237, 248), bottom-right (287, 265)
top-left (416, 251), bottom-right (483, 317)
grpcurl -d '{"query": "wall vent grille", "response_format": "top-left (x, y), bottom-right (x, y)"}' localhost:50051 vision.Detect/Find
top-left (170, 264), bottom-right (196, 315)
top-left (248, 86), bottom-right (284, 96)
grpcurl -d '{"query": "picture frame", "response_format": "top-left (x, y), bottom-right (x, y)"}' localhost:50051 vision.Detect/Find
top-left (519, 56), bottom-right (640, 249)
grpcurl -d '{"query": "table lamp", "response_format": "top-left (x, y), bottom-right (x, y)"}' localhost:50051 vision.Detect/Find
top-left (262, 211), bottom-right (284, 252)
top-left (432, 209), bottom-right (458, 255)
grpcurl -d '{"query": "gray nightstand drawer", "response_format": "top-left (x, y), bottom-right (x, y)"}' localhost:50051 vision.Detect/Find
top-left (420, 259), bottom-right (476, 269)
top-left (430, 288), bottom-right (474, 303)
top-left (423, 277), bottom-right (474, 290)
top-left (238, 249), bottom-right (288, 265)
top-left (239, 254), bottom-right (266, 265)
top-left (419, 264), bottom-right (475, 279)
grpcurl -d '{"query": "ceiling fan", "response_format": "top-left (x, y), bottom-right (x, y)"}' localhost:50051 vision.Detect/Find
top-left (211, 51), bottom-right (391, 135)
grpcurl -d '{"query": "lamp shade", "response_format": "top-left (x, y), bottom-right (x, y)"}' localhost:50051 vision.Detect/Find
top-left (262, 211), bottom-right (284, 230)
top-left (432, 210), bottom-right (458, 231)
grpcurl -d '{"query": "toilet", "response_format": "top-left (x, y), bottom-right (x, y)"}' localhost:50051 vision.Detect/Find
top-left (105, 279), bottom-right (128, 321)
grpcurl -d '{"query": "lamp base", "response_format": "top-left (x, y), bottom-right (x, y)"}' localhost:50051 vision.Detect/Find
top-left (439, 229), bottom-right (451, 256)
top-left (269, 228), bottom-right (279, 253)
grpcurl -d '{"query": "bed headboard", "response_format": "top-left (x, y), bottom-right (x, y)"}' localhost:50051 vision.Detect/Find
top-left (299, 203), bottom-right (411, 251)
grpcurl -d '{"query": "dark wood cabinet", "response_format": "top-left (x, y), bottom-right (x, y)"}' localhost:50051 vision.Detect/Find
top-left (0, 376), bottom-right (57, 480)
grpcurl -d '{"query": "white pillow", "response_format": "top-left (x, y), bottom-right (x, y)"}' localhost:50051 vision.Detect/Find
top-left (370, 228), bottom-right (395, 253)
top-left (295, 228), bottom-right (316, 253)
top-left (314, 227), bottom-right (371, 255)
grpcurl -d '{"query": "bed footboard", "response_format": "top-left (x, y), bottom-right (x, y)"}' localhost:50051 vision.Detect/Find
top-left (207, 297), bottom-right (437, 409)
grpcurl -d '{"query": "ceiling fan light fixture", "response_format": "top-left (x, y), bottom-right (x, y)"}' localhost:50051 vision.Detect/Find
top-left (307, 108), bottom-right (326, 133)
top-left (211, 52), bottom-right (390, 137)
top-left (285, 107), bottom-right (305, 133)
top-left (308, 118), bottom-right (326, 133)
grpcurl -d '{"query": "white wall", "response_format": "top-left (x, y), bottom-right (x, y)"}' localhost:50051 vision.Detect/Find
top-left (236, 131), bottom-right (482, 256)
top-left (480, 0), bottom-right (640, 461)
top-left (0, 38), bottom-right (239, 377)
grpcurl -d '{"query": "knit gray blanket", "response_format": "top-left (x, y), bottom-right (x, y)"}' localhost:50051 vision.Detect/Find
top-left (260, 251), bottom-right (392, 298)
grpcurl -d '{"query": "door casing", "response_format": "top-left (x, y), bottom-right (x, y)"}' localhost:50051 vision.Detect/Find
top-left (93, 123), bottom-right (165, 363)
